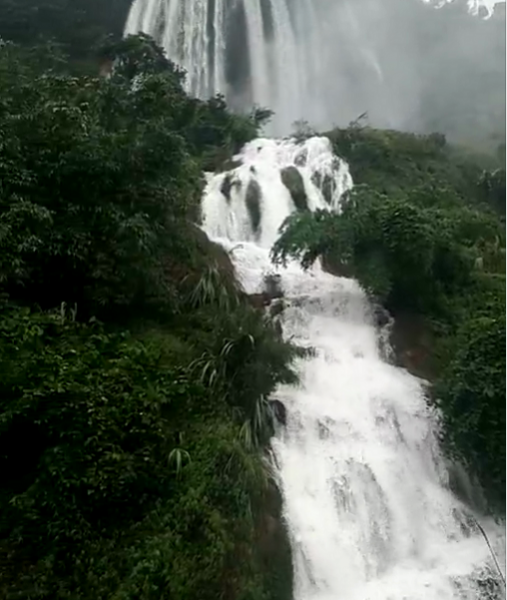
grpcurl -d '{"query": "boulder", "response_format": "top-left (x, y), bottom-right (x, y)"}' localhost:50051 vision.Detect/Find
top-left (280, 166), bottom-right (308, 212)
top-left (247, 292), bottom-right (270, 309)
top-left (246, 273), bottom-right (284, 310)
top-left (246, 291), bottom-right (281, 309)
top-left (219, 157), bottom-right (242, 172)
top-left (263, 273), bottom-right (283, 300)
top-left (270, 299), bottom-right (285, 318)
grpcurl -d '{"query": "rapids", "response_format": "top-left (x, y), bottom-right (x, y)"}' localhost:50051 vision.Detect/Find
top-left (201, 136), bottom-right (505, 600)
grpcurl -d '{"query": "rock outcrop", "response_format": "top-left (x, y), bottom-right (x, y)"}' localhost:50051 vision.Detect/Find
top-left (281, 166), bottom-right (308, 212)
top-left (246, 179), bottom-right (262, 233)
top-left (247, 273), bottom-right (284, 309)
top-left (311, 170), bottom-right (335, 205)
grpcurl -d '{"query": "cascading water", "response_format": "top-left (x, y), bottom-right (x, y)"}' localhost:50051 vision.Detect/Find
top-left (201, 136), bottom-right (505, 599)
top-left (125, 0), bottom-right (505, 135)
top-left (125, 0), bottom-right (304, 134)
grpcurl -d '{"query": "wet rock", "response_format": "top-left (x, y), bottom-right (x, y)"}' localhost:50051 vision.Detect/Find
top-left (373, 305), bottom-right (391, 328)
top-left (245, 179), bottom-right (262, 233)
top-left (389, 311), bottom-right (435, 380)
top-left (270, 299), bottom-right (285, 318)
top-left (220, 173), bottom-right (238, 202)
top-left (311, 171), bottom-right (335, 205)
top-left (247, 292), bottom-right (270, 309)
top-left (446, 460), bottom-right (488, 513)
top-left (280, 166), bottom-right (308, 211)
top-left (450, 507), bottom-right (475, 538)
top-left (271, 399), bottom-right (287, 426)
top-left (246, 274), bottom-right (284, 310)
top-left (317, 419), bottom-right (332, 440)
top-left (247, 291), bottom-right (282, 310)
top-left (263, 273), bottom-right (283, 300)
top-left (256, 479), bottom-right (294, 600)
top-left (190, 225), bottom-right (236, 280)
top-left (274, 320), bottom-right (283, 336)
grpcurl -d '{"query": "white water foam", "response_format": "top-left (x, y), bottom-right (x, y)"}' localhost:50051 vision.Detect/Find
top-left (201, 136), bottom-right (505, 599)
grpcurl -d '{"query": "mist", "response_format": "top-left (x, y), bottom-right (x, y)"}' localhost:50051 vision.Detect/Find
top-left (302, 0), bottom-right (505, 148)
top-left (126, 0), bottom-right (506, 148)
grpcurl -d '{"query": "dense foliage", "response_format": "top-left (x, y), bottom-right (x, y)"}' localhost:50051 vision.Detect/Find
top-left (0, 36), bottom-right (296, 600)
top-left (436, 297), bottom-right (505, 513)
top-left (0, 35), bottom-right (263, 319)
top-left (0, 0), bottom-right (132, 61)
top-left (273, 186), bottom-right (502, 313)
top-left (273, 126), bottom-right (506, 513)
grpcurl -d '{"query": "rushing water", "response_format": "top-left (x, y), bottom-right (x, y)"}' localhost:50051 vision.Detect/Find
top-left (125, 0), bottom-right (504, 135)
top-left (201, 137), bottom-right (505, 599)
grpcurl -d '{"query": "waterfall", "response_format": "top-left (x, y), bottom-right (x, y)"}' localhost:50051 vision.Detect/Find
top-left (201, 136), bottom-right (505, 599)
top-left (125, 0), bottom-right (305, 135)
top-left (125, 0), bottom-right (505, 136)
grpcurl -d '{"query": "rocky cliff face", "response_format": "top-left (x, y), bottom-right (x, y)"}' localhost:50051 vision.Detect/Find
top-left (255, 480), bottom-right (294, 600)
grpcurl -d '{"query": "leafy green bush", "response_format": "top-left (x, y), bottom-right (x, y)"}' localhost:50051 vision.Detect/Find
top-left (0, 288), bottom-right (297, 598)
top-left (273, 185), bottom-right (501, 314)
top-left (327, 126), bottom-right (503, 214)
top-left (178, 266), bottom-right (306, 448)
top-left (436, 304), bottom-right (505, 512)
top-left (0, 35), bottom-right (296, 600)
top-left (0, 304), bottom-right (201, 549)
top-left (0, 0), bottom-right (132, 60)
top-left (0, 37), bottom-right (266, 319)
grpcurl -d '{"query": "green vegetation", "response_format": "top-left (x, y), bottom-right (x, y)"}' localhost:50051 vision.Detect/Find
top-left (273, 125), bottom-right (505, 513)
top-left (0, 36), bottom-right (297, 599)
top-left (0, 0), bottom-right (132, 61)
top-left (0, 2), bottom-right (504, 595)
top-left (436, 300), bottom-right (505, 513)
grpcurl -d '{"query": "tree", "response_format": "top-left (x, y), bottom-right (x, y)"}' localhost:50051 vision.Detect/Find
top-left (0, 37), bottom-right (265, 319)
top-left (272, 184), bottom-right (501, 314)
top-left (437, 306), bottom-right (505, 512)
top-left (0, 35), bottom-right (298, 600)
top-left (0, 0), bottom-right (132, 60)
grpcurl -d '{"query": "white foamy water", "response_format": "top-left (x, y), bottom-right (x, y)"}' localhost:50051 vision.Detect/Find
top-left (202, 137), bottom-right (505, 599)
top-left (125, 0), bottom-right (505, 135)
